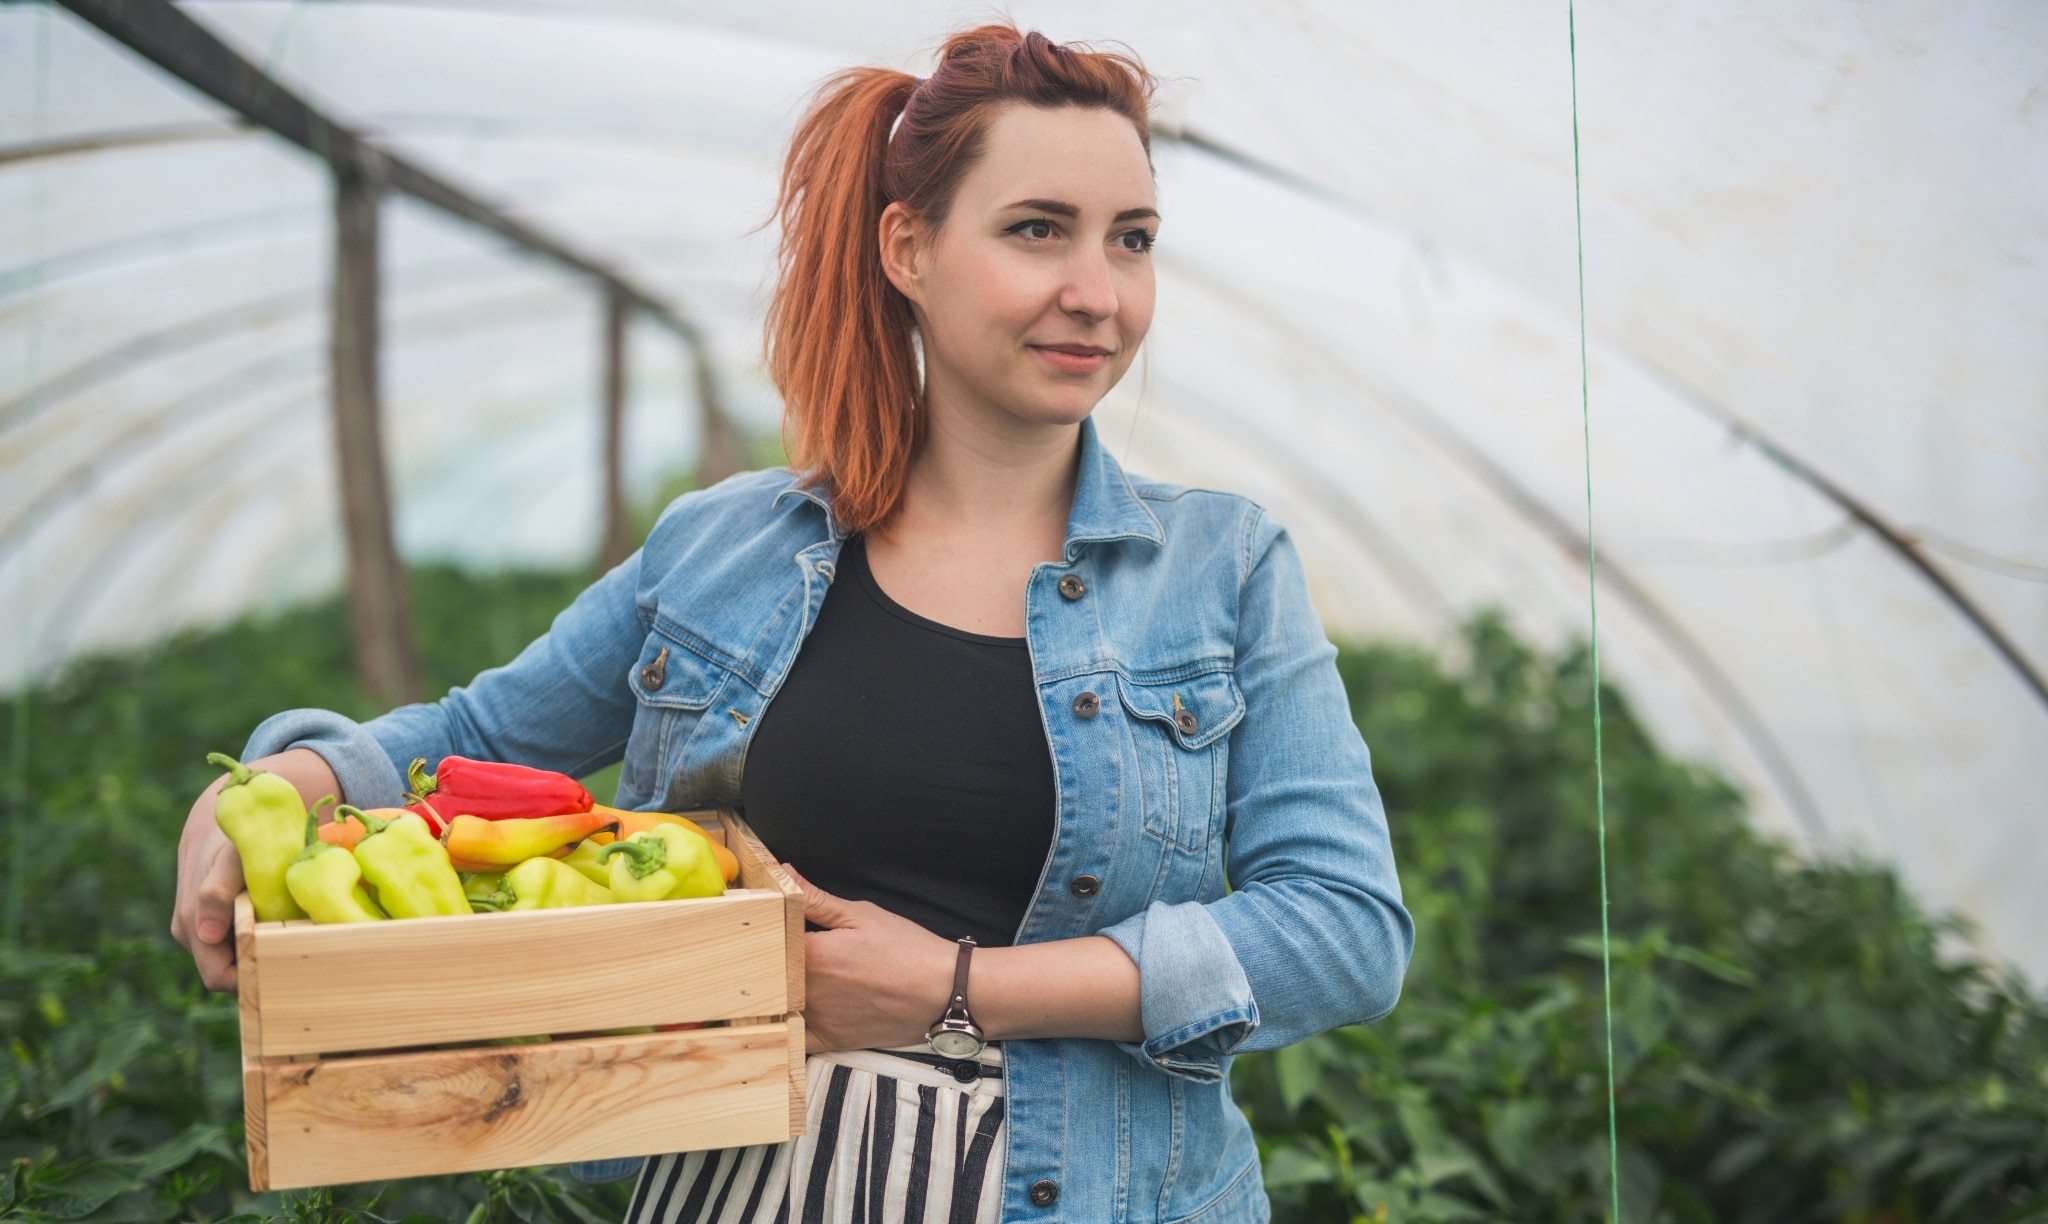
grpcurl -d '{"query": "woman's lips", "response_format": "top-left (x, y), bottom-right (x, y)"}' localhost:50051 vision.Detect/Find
top-left (1031, 344), bottom-right (1112, 376)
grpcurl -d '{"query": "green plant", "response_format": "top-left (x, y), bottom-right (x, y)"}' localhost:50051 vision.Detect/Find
top-left (1233, 614), bottom-right (2048, 1223)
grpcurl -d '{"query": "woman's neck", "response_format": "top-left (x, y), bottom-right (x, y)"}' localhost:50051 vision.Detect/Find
top-left (899, 405), bottom-right (1080, 542)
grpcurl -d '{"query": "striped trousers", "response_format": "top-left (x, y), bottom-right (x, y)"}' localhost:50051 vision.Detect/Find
top-left (623, 1045), bottom-right (1008, 1224)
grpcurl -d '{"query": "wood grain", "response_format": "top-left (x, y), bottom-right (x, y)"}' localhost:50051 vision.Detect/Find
top-left (784, 1013), bottom-right (808, 1136)
top-left (726, 815), bottom-right (805, 1014)
top-left (251, 891), bottom-right (786, 1055)
top-left (258, 1023), bottom-right (796, 1190)
top-left (241, 1048), bottom-right (270, 1193)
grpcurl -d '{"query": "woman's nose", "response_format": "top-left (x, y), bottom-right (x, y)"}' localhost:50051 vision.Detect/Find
top-left (1058, 247), bottom-right (1119, 321)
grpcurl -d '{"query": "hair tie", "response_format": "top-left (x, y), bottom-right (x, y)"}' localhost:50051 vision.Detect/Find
top-left (888, 77), bottom-right (926, 144)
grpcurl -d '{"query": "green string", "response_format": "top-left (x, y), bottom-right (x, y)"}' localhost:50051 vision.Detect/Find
top-left (1565, 3), bottom-right (1622, 1219)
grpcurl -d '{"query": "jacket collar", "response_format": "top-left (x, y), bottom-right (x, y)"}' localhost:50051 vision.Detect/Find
top-left (775, 416), bottom-right (1164, 555)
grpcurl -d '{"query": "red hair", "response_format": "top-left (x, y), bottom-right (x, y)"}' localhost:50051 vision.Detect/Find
top-left (767, 24), bottom-right (1156, 532)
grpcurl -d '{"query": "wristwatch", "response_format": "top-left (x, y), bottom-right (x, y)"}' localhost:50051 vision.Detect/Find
top-left (926, 936), bottom-right (986, 1059)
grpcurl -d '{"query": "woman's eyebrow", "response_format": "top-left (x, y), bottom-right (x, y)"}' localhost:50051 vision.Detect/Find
top-left (1000, 199), bottom-right (1160, 223)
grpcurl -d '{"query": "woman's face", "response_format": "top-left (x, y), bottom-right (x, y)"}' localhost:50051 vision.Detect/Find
top-left (883, 104), bottom-right (1159, 432)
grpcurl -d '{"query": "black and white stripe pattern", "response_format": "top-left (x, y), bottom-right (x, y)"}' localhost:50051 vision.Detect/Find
top-left (625, 1046), bottom-right (1008, 1224)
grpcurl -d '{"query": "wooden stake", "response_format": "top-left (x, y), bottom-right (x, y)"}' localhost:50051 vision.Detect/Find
top-left (331, 157), bottom-right (420, 706)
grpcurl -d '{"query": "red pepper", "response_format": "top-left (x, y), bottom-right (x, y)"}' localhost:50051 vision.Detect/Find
top-left (405, 756), bottom-right (594, 823)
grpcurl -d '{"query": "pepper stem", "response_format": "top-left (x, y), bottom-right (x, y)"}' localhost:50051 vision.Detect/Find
top-left (467, 890), bottom-right (513, 912)
top-left (334, 804), bottom-right (389, 837)
top-left (407, 757), bottom-right (438, 798)
top-left (291, 810), bottom-right (329, 864)
top-left (205, 752), bottom-right (253, 787)
top-left (600, 838), bottom-right (667, 879)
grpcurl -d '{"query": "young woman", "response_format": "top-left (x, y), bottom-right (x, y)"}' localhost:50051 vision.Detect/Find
top-left (171, 25), bottom-right (1412, 1224)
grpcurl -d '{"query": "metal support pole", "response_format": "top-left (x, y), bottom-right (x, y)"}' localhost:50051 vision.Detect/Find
top-left (598, 287), bottom-right (631, 572)
top-left (331, 155), bottom-right (420, 706)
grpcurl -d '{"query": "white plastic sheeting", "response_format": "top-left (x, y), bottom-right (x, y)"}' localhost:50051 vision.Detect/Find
top-left (2, 1), bottom-right (2043, 976)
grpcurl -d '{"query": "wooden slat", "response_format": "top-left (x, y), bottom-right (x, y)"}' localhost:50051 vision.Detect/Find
top-left (784, 1013), bottom-right (808, 1136)
top-left (241, 1046), bottom-right (270, 1193)
top-left (726, 815), bottom-right (805, 1014)
top-left (251, 892), bottom-right (786, 1055)
top-left (234, 893), bottom-right (261, 1053)
top-left (258, 1023), bottom-right (794, 1190)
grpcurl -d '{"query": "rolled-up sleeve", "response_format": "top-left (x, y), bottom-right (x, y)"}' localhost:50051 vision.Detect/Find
top-left (1103, 511), bottom-right (1413, 1080)
top-left (242, 551), bottom-right (650, 801)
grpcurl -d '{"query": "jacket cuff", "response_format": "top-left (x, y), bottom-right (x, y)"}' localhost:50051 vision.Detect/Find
top-left (1099, 900), bottom-right (1260, 1084)
top-left (241, 709), bottom-right (409, 809)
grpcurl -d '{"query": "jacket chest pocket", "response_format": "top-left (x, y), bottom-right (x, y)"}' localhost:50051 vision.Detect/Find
top-left (1114, 668), bottom-right (1244, 854)
top-left (619, 628), bottom-right (746, 807)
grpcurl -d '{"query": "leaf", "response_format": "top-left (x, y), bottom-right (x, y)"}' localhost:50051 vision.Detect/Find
top-left (1275, 1040), bottom-right (1325, 1114)
top-left (31, 1020), bottom-right (155, 1117)
top-left (1263, 1145), bottom-right (1335, 1191)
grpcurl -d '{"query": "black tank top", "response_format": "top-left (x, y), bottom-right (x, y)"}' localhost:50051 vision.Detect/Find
top-left (738, 536), bottom-right (1057, 948)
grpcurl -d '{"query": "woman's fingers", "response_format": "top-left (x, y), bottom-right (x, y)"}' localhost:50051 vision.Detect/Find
top-left (195, 840), bottom-right (243, 945)
top-left (785, 862), bottom-right (859, 929)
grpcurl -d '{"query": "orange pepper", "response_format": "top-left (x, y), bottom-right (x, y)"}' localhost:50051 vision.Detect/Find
top-left (316, 806), bottom-right (411, 850)
top-left (441, 810), bottom-right (622, 871)
top-left (588, 807), bottom-right (739, 883)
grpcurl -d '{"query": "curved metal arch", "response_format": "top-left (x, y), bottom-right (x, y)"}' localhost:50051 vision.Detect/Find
top-left (1154, 124), bottom-right (2048, 717)
top-left (1156, 256), bottom-right (1830, 841)
top-left (0, 281), bottom-right (613, 554)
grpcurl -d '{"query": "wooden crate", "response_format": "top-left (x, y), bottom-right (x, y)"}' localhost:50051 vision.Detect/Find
top-left (235, 813), bottom-right (805, 1192)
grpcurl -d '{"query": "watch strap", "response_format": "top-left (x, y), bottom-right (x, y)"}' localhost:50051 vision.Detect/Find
top-left (948, 936), bottom-right (976, 1014)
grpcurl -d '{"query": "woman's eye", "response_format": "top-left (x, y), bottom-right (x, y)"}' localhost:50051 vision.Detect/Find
top-left (1010, 219), bottom-right (1056, 241)
top-left (1116, 229), bottom-right (1156, 253)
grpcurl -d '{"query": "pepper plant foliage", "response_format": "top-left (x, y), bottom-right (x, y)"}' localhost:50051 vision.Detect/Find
top-left (1233, 616), bottom-right (2048, 1223)
top-left (0, 573), bottom-right (2041, 1222)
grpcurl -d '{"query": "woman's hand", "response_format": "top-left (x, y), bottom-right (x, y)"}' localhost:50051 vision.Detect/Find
top-left (170, 748), bottom-right (342, 993)
top-left (785, 865), bottom-right (956, 1054)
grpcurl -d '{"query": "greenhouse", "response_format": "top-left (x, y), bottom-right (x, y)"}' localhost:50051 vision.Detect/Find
top-left (2, 1), bottom-right (2043, 1221)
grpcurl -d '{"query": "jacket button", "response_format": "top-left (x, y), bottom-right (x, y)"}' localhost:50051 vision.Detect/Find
top-left (1029, 1179), bottom-right (1059, 1207)
top-left (1069, 874), bottom-right (1100, 898)
top-left (1174, 709), bottom-right (1199, 735)
top-left (639, 646), bottom-right (668, 691)
top-left (1071, 691), bottom-right (1100, 719)
top-left (1057, 574), bottom-right (1085, 600)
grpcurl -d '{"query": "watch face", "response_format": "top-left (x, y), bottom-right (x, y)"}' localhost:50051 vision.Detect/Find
top-left (930, 1028), bottom-right (983, 1059)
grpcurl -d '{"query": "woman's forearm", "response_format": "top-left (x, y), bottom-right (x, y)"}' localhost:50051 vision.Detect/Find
top-left (972, 935), bottom-right (1142, 1043)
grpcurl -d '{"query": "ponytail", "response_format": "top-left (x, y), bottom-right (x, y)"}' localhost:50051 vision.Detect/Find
top-left (767, 26), bottom-right (1155, 533)
top-left (768, 68), bottom-right (922, 533)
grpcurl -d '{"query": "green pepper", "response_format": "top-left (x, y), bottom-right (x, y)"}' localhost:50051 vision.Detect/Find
top-left (600, 825), bottom-right (724, 903)
top-left (284, 813), bottom-right (387, 924)
top-left (460, 870), bottom-right (506, 906)
top-left (206, 752), bottom-right (309, 922)
top-left (335, 805), bottom-right (472, 918)
top-left (560, 840), bottom-right (613, 888)
top-left (473, 857), bottom-right (613, 911)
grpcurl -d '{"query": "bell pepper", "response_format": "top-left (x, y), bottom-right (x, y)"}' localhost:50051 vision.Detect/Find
top-left (441, 811), bottom-right (620, 871)
top-left (588, 807), bottom-right (740, 883)
top-left (601, 826), bottom-right (724, 903)
top-left (322, 803), bottom-right (431, 845)
top-left (206, 752), bottom-right (309, 922)
top-left (405, 756), bottom-right (593, 822)
top-left (560, 840), bottom-right (613, 887)
top-left (335, 805), bottom-right (472, 918)
top-left (471, 857), bottom-right (613, 911)
top-left (285, 814), bottom-right (387, 924)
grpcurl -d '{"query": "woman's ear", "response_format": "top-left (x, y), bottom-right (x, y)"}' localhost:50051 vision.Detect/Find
top-left (878, 201), bottom-right (924, 304)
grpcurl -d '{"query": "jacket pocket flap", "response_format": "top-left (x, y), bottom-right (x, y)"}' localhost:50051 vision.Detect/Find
top-left (628, 630), bottom-right (733, 711)
top-left (1114, 669), bottom-right (1245, 751)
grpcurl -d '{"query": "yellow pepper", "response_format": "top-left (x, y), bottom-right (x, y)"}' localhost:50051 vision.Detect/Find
top-left (601, 826), bottom-right (724, 903)
top-left (206, 752), bottom-right (309, 922)
top-left (285, 814), bottom-right (387, 924)
top-left (336, 805), bottom-right (471, 918)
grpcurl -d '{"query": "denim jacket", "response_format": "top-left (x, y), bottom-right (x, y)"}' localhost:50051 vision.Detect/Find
top-left (244, 418), bottom-right (1412, 1224)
